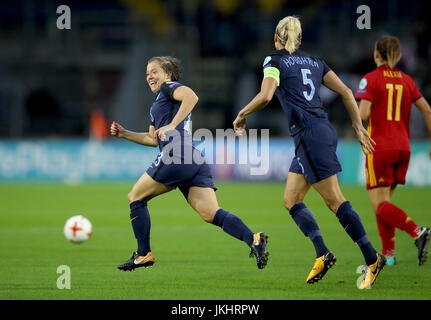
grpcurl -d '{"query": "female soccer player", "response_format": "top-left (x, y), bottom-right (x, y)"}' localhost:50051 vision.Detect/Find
top-left (111, 56), bottom-right (268, 271)
top-left (356, 35), bottom-right (431, 266)
top-left (233, 16), bottom-right (384, 289)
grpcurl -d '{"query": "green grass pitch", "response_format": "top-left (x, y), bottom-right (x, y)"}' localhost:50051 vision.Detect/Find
top-left (0, 182), bottom-right (430, 300)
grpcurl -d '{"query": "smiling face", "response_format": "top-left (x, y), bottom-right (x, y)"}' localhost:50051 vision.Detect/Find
top-left (146, 60), bottom-right (171, 93)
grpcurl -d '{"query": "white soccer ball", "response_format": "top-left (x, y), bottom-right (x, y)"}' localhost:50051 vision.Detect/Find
top-left (64, 215), bottom-right (93, 243)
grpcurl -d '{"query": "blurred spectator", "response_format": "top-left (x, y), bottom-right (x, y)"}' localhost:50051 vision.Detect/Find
top-left (0, 0), bottom-right (429, 140)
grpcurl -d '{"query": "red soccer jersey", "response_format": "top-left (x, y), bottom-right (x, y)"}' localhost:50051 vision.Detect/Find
top-left (355, 65), bottom-right (422, 152)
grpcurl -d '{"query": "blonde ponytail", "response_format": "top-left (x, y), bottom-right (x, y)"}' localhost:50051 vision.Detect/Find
top-left (276, 16), bottom-right (302, 54)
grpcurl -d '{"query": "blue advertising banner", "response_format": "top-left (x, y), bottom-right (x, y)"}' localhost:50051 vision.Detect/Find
top-left (0, 139), bottom-right (158, 183)
top-left (0, 139), bottom-right (430, 185)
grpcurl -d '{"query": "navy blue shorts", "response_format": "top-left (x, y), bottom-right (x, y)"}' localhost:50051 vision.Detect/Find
top-left (146, 146), bottom-right (216, 200)
top-left (289, 119), bottom-right (342, 184)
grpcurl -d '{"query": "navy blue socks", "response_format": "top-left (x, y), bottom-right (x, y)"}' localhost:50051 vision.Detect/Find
top-left (212, 209), bottom-right (254, 247)
top-left (290, 202), bottom-right (329, 258)
top-left (337, 201), bottom-right (377, 265)
top-left (130, 200), bottom-right (151, 256)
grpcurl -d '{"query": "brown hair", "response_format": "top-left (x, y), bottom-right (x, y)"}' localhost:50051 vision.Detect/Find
top-left (375, 36), bottom-right (401, 69)
top-left (148, 56), bottom-right (182, 81)
top-left (275, 16), bottom-right (302, 54)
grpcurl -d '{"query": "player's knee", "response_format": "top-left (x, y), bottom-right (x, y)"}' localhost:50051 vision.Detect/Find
top-left (199, 210), bottom-right (215, 223)
top-left (190, 201), bottom-right (214, 223)
top-left (127, 191), bottom-right (140, 204)
top-left (323, 200), bottom-right (335, 213)
top-left (373, 201), bottom-right (386, 215)
top-left (202, 215), bottom-right (213, 223)
top-left (283, 198), bottom-right (293, 211)
top-left (284, 192), bottom-right (302, 211)
top-left (324, 197), bottom-right (344, 214)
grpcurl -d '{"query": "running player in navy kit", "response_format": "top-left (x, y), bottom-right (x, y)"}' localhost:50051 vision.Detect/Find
top-left (111, 56), bottom-right (268, 271)
top-left (233, 16), bottom-right (385, 289)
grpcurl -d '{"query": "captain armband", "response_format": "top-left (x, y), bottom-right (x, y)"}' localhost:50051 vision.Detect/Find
top-left (263, 67), bottom-right (280, 86)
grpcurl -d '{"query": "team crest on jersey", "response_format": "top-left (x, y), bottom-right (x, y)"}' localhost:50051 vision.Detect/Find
top-left (263, 56), bottom-right (271, 67)
top-left (165, 81), bottom-right (175, 88)
top-left (357, 78), bottom-right (367, 94)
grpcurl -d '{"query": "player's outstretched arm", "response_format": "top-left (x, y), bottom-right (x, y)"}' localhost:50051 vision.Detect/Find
top-left (110, 121), bottom-right (158, 147)
top-left (323, 70), bottom-right (375, 153)
top-left (155, 86), bottom-right (198, 141)
top-left (414, 97), bottom-right (431, 159)
top-left (233, 77), bottom-right (277, 134)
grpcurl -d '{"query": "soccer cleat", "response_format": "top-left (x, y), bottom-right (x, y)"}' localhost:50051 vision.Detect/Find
top-left (249, 232), bottom-right (269, 269)
top-left (306, 251), bottom-right (336, 284)
top-left (385, 255), bottom-right (396, 266)
top-left (117, 251), bottom-right (155, 271)
top-left (415, 227), bottom-right (431, 265)
top-left (359, 252), bottom-right (386, 289)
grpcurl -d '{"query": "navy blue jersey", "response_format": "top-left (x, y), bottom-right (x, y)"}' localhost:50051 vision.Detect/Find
top-left (149, 81), bottom-right (192, 151)
top-left (146, 81), bottom-right (216, 195)
top-left (262, 49), bottom-right (331, 136)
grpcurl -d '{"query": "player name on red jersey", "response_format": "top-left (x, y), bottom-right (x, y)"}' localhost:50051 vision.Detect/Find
top-left (383, 70), bottom-right (402, 78)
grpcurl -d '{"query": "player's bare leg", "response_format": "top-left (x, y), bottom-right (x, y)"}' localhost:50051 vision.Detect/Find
top-left (283, 172), bottom-right (311, 211)
top-left (128, 172), bottom-right (173, 203)
top-left (368, 186), bottom-right (391, 213)
top-left (187, 186), bottom-right (219, 223)
top-left (311, 174), bottom-right (346, 214)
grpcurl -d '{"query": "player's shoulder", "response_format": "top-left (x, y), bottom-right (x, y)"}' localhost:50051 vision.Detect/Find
top-left (294, 49), bottom-right (322, 61)
top-left (161, 81), bottom-right (182, 91)
top-left (262, 49), bottom-right (285, 68)
top-left (296, 50), bottom-right (331, 75)
top-left (397, 69), bottom-right (415, 83)
top-left (294, 49), bottom-right (315, 59)
top-left (358, 68), bottom-right (380, 90)
top-left (356, 70), bottom-right (378, 96)
top-left (266, 48), bottom-right (286, 58)
top-left (296, 49), bottom-right (330, 70)
top-left (160, 81), bottom-right (183, 98)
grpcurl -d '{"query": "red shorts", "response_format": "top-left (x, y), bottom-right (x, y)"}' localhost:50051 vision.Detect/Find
top-left (365, 150), bottom-right (410, 190)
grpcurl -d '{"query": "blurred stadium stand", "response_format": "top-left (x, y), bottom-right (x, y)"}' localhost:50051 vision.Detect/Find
top-left (0, 0), bottom-right (430, 139)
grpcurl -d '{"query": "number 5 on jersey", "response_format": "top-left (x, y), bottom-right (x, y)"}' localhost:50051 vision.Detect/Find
top-left (301, 69), bottom-right (315, 101)
top-left (386, 84), bottom-right (403, 121)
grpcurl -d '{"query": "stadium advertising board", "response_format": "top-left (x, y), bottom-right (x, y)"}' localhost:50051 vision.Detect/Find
top-left (0, 139), bottom-right (430, 186)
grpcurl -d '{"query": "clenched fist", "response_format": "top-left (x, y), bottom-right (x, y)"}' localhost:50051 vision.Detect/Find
top-left (110, 121), bottom-right (125, 138)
